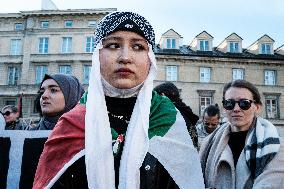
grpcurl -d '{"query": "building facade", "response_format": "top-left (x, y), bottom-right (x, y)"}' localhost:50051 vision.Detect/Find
top-left (0, 9), bottom-right (283, 128)
top-left (156, 29), bottom-right (284, 127)
top-left (0, 8), bottom-right (116, 122)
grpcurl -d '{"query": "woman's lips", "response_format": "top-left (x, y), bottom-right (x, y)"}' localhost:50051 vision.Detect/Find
top-left (41, 102), bottom-right (50, 106)
top-left (115, 68), bottom-right (134, 76)
top-left (231, 115), bottom-right (242, 120)
top-left (231, 115), bottom-right (242, 117)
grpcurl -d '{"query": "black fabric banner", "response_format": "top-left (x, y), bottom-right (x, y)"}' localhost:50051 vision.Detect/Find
top-left (0, 130), bottom-right (50, 189)
top-left (0, 137), bottom-right (11, 189)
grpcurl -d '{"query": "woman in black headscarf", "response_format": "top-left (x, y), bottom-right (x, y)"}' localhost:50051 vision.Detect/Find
top-left (33, 12), bottom-right (204, 189)
top-left (31, 74), bottom-right (84, 130)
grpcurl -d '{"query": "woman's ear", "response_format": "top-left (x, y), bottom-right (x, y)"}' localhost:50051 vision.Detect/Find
top-left (15, 111), bottom-right (20, 118)
top-left (255, 103), bottom-right (262, 114)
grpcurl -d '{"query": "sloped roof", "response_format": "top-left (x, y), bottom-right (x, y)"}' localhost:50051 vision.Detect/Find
top-left (195, 30), bottom-right (214, 39)
top-left (161, 29), bottom-right (182, 37)
top-left (247, 34), bottom-right (275, 49)
top-left (225, 32), bottom-right (243, 40)
top-left (154, 44), bottom-right (284, 60)
top-left (217, 32), bottom-right (243, 49)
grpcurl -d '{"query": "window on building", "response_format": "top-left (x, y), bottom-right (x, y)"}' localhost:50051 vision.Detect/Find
top-left (261, 43), bottom-right (271, 54)
top-left (232, 68), bottom-right (244, 80)
top-left (41, 21), bottom-right (49, 29)
top-left (15, 23), bottom-right (24, 30)
top-left (200, 96), bottom-right (212, 115)
top-left (7, 66), bottom-right (20, 85)
top-left (264, 70), bottom-right (276, 85)
top-left (35, 65), bottom-right (47, 84)
top-left (59, 65), bottom-right (72, 75)
top-left (33, 98), bottom-right (40, 114)
top-left (4, 99), bottom-right (16, 106)
top-left (200, 67), bottom-right (211, 82)
top-left (86, 36), bottom-right (95, 53)
top-left (65, 20), bottom-right (73, 28)
top-left (166, 38), bottom-right (176, 49)
top-left (229, 42), bottom-right (239, 53)
top-left (88, 20), bottom-right (97, 28)
top-left (62, 37), bottom-right (72, 53)
top-left (10, 39), bottom-right (22, 55)
top-left (38, 37), bottom-right (49, 54)
top-left (83, 65), bottom-right (91, 84)
top-left (166, 65), bottom-right (178, 81)
top-left (265, 95), bottom-right (279, 119)
top-left (197, 90), bottom-right (215, 115)
top-left (199, 40), bottom-right (209, 51)
top-left (59, 65), bottom-right (71, 75)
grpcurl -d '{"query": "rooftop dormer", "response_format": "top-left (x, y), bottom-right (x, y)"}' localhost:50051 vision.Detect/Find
top-left (246, 34), bottom-right (274, 55)
top-left (216, 33), bottom-right (243, 53)
top-left (275, 44), bottom-right (284, 55)
top-left (159, 29), bottom-right (183, 49)
top-left (189, 31), bottom-right (213, 51)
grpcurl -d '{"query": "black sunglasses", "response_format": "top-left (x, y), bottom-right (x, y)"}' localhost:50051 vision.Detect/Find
top-left (222, 99), bottom-right (255, 110)
top-left (2, 111), bottom-right (11, 116)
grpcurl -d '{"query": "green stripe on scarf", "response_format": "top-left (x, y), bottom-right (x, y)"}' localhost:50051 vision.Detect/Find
top-left (149, 91), bottom-right (177, 139)
top-left (79, 91), bottom-right (177, 139)
top-left (79, 92), bottom-right (88, 105)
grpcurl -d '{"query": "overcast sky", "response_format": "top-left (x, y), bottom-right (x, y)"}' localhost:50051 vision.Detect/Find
top-left (1, 0), bottom-right (283, 48)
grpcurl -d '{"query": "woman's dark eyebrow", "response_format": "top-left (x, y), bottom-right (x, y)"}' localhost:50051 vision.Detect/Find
top-left (130, 38), bottom-right (148, 43)
top-left (103, 36), bottom-right (122, 41)
top-left (103, 36), bottom-right (147, 43)
top-left (40, 85), bottom-right (60, 90)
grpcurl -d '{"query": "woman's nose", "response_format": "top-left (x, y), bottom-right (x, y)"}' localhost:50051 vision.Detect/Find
top-left (117, 47), bottom-right (132, 64)
top-left (41, 90), bottom-right (49, 99)
top-left (233, 102), bottom-right (241, 111)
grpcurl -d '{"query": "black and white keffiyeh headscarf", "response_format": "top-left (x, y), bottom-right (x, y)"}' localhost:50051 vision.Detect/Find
top-left (85, 11), bottom-right (157, 189)
top-left (94, 11), bottom-right (155, 51)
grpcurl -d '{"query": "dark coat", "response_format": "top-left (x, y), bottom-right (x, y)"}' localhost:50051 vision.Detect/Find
top-left (51, 153), bottom-right (178, 189)
top-left (5, 120), bottom-right (28, 130)
top-left (174, 101), bottom-right (199, 148)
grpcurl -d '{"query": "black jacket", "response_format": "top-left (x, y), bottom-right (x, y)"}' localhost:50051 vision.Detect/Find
top-left (174, 101), bottom-right (199, 148)
top-left (51, 96), bottom-right (179, 189)
top-left (51, 153), bottom-right (179, 189)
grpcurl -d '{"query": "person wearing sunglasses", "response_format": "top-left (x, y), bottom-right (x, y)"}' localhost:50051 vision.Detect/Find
top-left (196, 104), bottom-right (220, 147)
top-left (1, 105), bottom-right (27, 130)
top-left (199, 79), bottom-right (284, 189)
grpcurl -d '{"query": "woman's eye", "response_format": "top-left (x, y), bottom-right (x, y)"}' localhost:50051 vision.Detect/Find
top-left (50, 88), bottom-right (59, 93)
top-left (133, 44), bottom-right (146, 50)
top-left (105, 43), bottom-right (120, 49)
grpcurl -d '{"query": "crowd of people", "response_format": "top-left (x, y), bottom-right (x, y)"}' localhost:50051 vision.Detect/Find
top-left (1, 11), bottom-right (283, 189)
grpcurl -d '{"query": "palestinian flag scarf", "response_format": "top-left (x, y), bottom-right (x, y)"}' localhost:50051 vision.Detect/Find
top-left (33, 92), bottom-right (204, 189)
top-left (33, 11), bottom-right (204, 189)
